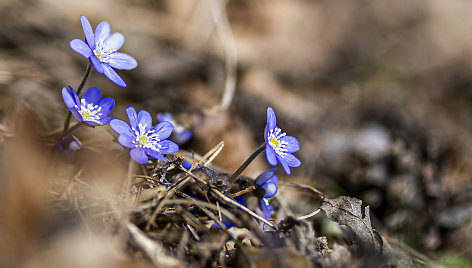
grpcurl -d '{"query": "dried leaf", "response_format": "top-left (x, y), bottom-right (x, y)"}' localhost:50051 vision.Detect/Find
top-left (320, 196), bottom-right (414, 267)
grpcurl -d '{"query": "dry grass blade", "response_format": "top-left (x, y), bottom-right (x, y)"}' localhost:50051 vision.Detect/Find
top-left (167, 141), bottom-right (224, 196)
top-left (280, 182), bottom-right (325, 199)
top-left (210, 188), bottom-right (275, 229)
top-left (126, 222), bottom-right (182, 268)
top-left (297, 209), bottom-right (321, 220)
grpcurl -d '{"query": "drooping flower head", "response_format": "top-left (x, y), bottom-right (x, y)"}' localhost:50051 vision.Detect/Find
top-left (70, 15), bottom-right (137, 87)
top-left (234, 169), bottom-right (278, 221)
top-left (255, 168), bottom-right (278, 219)
top-left (157, 113), bottom-right (193, 144)
top-left (54, 135), bottom-right (82, 160)
top-left (62, 86), bottom-right (115, 126)
top-left (264, 107), bottom-right (301, 175)
top-left (110, 107), bottom-right (179, 164)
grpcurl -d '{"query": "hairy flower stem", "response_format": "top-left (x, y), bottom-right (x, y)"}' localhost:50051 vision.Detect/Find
top-left (60, 122), bottom-right (83, 139)
top-left (123, 158), bottom-right (137, 199)
top-left (228, 143), bottom-right (265, 183)
top-left (62, 63), bottom-right (93, 136)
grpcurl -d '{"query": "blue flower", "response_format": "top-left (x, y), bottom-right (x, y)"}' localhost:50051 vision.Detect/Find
top-left (70, 15), bottom-right (137, 87)
top-left (264, 107), bottom-right (301, 175)
top-left (212, 195), bottom-right (245, 229)
top-left (255, 168), bottom-right (278, 219)
top-left (54, 135), bottom-right (82, 160)
top-left (62, 86), bottom-right (115, 126)
top-left (110, 107), bottom-right (179, 164)
top-left (157, 113), bottom-right (193, 144)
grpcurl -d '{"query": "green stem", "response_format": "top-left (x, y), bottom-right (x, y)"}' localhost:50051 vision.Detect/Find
top-left (228, 143), bottom-right (266, 183)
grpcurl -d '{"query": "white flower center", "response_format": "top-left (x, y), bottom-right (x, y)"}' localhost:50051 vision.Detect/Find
top-left (93, 42), bottom-right (112, 63)
top-left (76, 99), bottom-right (102, 123)
top-left (132, 123), bottom-right (161, 151)
top-left (267, 127), bottom-right (288, 157)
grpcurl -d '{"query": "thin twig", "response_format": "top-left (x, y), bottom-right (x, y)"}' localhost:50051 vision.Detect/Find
top-left (126, 222), bottom-right (182, 268)
top-left (280, 182), bottom-right (326, 199)
top-left (178, 191), bottom-right (226, 229)
top-left (297, 209), bottom-right (321, 220)
top-left (161, 198), bottom-right (243, 228)
top-left (167, 141), bottom-right (224, 196)
top-left (232, 185), bottom-right (256, 197)
top-left (211, 188), bottom-right (275, 229)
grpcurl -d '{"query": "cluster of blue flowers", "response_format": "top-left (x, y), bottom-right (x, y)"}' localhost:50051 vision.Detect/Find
top-left (59, 15), bottom-right (301, 228)
top-left (61, 15), bottom-right (179, 163)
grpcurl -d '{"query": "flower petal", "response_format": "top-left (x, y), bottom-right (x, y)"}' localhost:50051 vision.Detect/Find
top-left (158, 140), bottom-right (179, 155)
top-left (70, 39), bottom-right (92, 58)
top-left (97, 116), bottom-right (114, 126)
top-left (97, 97), bottom-right (115, 116)
top-left (108, 52), bottom-right (137, 70)
top-left (137, 110), bottom-right (152, 131)
top-left (234, 195), bottom-right (245, 206)
top-left (262, 183), bottom-right (278, 199)
top-left (174, 130), bottom-right (192, 144)
top-left (255, 168), bottom-right (277, 186)
top-left (80, 15), bottom-right (94, 48)
top-left (277, 155), bottom-right (291, 175)
top-left (157, 113), bottom-right (173, 122)
top-left (102, 64), bottom-right (126, 87)
top-left (281, 135), bottom-right (300, 153)
top-left (83, 120), bottom-right (101, 127)
top-left (94, 21), bottom-right (110, 45)
top-left (103, 32), bottom-right (124, 52)
top-left (266, 107), bottom-right (277, 131)
top-left (110, 119), bottom-right (133, 136)
top-left (260, 199), bottom-right (272, 220)
top-left (118, 134), bottom-right (135, 148)
top-left (62, 87), bottom-right (79, 110)
top-left (90, 56), bottom-right (104, 74)
top-left (145, 148), bottom-right (166, 163)
top-left (151, 121), bottom-right (174, 140)
top-left (82, 87), bottom-right (102, 105)
top-left (283, 153), bottom-right (301, 168)
top-left (265, 145), bottom-right (278, 166)
top-left (125, 106), bottom-right (138, 130)
top-left (130, 147), bottom-right (148, 164)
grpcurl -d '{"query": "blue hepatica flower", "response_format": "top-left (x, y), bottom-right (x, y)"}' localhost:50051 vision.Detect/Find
top-left (157, 113), bottom-right (193, 144)
top-left (70, 15), bottom-right (137, 87)
top-left (110, 107), bottom-right (179, 164)
top-left (54, 135), bottom-right (82, 160)
top-left (62, 86), bottom-right (115, 126)
top-left (264, 107), bottom-right (301, 175)
top-left (255, 168), bottom-right (278, 219)
top-left (212, 195), bottom-right (245, 229)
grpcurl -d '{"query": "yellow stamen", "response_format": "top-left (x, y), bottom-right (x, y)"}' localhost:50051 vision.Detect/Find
top-left (84, 111), bottom-right (91, 119)
top-left (139, 136), bottom-right (149, 144)
top-left (270, 138), bottom-right (279, 148)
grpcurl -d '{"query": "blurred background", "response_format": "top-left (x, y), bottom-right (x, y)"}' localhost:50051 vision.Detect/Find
top-left (1, 0), bottom-right (472, 266)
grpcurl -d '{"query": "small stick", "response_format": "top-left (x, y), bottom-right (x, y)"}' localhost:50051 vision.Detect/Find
top-left (167, 141), bottom-right (224, 196)
top-left (297, 209), bottom-right (321, 220)
top-left (232, 185), bottom-right (256, 197)
top-left (280, 182), bottom-right (325, 199)
top-left (126, 222), bottom-right (182, 268)
top-left (211, 188), bottom-right (275, 229)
